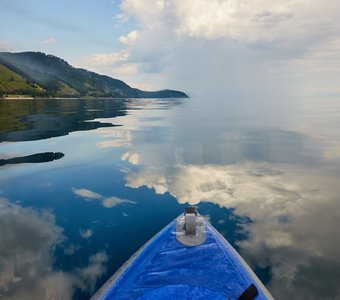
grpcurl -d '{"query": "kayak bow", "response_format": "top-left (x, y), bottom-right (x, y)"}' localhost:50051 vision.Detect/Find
top-left (92, 207), bottom-right (273, 300)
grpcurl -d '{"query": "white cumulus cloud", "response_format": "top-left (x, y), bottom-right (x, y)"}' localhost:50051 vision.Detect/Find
top-left (77, 0), bottom-right (340, 96)
top-left (119, 30), bottom-right (139, 45)
top-left (120, 0), bottom-right (340, 45)
top-left (86, 0), bottom-right (340, 96)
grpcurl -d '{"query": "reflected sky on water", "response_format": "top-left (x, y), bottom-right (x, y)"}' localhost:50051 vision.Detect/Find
top-left (1, 96), bottom-right (340, 299)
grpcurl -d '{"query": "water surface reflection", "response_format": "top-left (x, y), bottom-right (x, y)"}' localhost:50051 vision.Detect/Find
top-left (0, 98), bottom-right (126, 142)
top-left (0, 152), bottom-right (64, 166)
top-left (104, 96), bottom-right (340, 299)
top-left (0, 197), bottom-right (108, 300)
top-left (1, 97), bottom-right (340, 299)
top-left (124, 163), bottom-right (340, 298)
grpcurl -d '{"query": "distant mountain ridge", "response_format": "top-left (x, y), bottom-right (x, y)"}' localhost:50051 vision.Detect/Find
top-left (0, 52), bottom-right (188, 99)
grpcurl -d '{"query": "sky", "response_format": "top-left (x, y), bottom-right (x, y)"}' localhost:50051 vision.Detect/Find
top-left (1, 0), bottom-right (340, 96)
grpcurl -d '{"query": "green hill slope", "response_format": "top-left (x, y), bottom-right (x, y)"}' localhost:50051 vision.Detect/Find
top-left (0, 52), bottom-right (188, 99)
top-left (0, 64), bottom-right (46, 97)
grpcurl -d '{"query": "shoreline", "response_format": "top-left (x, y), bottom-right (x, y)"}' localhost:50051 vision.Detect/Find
top-left (1, 96), bottom-right (189, 100)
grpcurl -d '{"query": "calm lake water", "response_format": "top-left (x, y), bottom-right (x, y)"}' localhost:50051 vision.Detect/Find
top-left (1, 96), bottom-right (340, 299)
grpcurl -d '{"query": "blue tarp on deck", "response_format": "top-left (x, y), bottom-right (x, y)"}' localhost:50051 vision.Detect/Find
top-left (98, 219), bottom-right (270, 299)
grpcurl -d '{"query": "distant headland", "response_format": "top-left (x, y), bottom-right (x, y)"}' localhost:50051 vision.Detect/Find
top-left (0, 52), bottom-right (188, 99)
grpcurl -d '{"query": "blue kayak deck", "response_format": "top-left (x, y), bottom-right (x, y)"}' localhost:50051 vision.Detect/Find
top-left (94, 217), bottom-right (271, 299)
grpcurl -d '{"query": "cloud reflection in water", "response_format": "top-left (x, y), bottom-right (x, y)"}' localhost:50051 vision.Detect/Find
top-left (91, 97), bottom-right (340, 299)
top-left (125, 163), bottom-right (340, 299)
top-left (0, 198), bottom-right (108, 300)
top-left (72, 188), bottom-right (136, 208)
